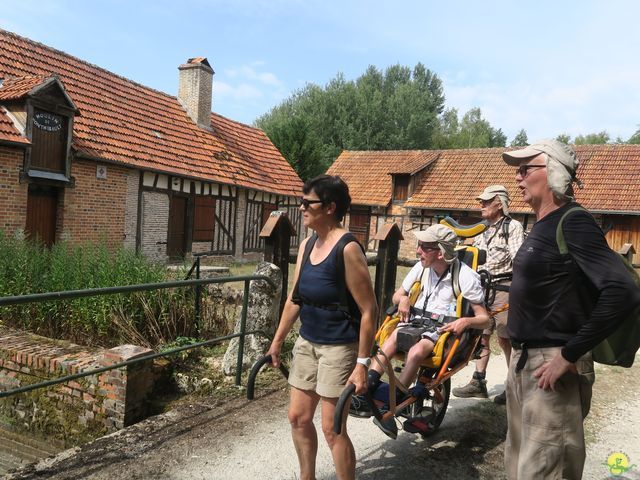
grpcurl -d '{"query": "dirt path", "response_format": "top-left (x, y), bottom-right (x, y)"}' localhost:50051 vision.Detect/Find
top-left (7, 354), bottom-right (640, 480)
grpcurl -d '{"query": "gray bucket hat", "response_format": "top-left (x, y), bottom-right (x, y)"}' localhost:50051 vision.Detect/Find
top-left (502, 139), bottom-right (581, 199)
top-left (476, 185), bottom-right (511, 216)
top-left (414, 224), bottom-right (458, 264)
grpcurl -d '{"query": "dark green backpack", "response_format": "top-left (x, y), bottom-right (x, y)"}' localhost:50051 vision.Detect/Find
top-left (556, 206), bottom-right (640, 367)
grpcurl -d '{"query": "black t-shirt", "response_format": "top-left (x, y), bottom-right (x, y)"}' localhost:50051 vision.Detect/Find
top-left (508, 202), bottom-right (640, 362)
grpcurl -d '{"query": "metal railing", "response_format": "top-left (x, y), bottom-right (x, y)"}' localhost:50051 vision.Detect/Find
top-left (0, 272), bottom-right (278, 398)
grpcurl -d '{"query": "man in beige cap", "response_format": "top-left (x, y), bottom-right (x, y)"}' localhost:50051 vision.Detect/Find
top-left (453, 185), bottom-right (524, 403)
top-left (502, 139), bottom-right (640, 479)
top-left (351, 224), bottom-right (491, 438)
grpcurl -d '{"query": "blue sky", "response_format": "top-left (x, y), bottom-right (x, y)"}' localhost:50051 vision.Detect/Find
top-left (2, 0), bottom-right (639, 143)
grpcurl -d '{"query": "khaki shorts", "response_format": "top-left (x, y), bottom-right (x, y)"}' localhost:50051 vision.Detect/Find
top-left (483, 287), bottom-right (509, 338)
top-left (288, 336), bottom-right (358, 398)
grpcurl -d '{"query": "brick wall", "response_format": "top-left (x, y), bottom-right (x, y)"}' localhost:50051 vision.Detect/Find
top-left (0, 327), bottom-right (155, 443)
top-left (0, 146), bottom-right (28, 235)
top-left (140, 190), bottom-right (169, 263)
top-left (60, 159), bottom-right (129, 248)
top-left (123, 170), bottom-right (140, 250)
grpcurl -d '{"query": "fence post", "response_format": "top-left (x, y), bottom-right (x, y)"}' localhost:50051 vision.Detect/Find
top-left (236, 279), bottom-right (251, 386)
top-left (194, 256), bottom-right (201, 336)
top-left (260, 211), bottom-right (296, 316)
top-left (373, 223), bottom-right (403, 326)
top-left (618, 243), bottom-right (636, 264)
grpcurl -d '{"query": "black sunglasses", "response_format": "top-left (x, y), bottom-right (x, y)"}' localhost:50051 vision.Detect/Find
top-left (418, 242), bottom-right (440, 252)
top-left (516, 164), bottom-right (546, 177)
top-left (300, 198), bottom-right (324, 209)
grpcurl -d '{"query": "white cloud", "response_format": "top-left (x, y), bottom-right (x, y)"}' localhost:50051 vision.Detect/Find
top-left (223, 64), bottom-right (283, 87)
top-left (214, 81), bottom-right (263, 100)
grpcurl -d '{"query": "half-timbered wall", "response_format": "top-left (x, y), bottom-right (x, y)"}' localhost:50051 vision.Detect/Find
top-left (139, 172), bottom-right (238, 260)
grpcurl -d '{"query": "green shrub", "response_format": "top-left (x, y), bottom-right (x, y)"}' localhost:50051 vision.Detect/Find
top-left (0, 233), bottom-right (236, 348)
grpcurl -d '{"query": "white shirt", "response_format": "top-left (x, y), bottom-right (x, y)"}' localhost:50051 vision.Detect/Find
top-left (401, 261), bottom-right (484, 316)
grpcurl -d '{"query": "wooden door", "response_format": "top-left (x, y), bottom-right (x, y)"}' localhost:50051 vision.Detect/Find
top-left (167, 196), bottom-right (188, 259)
top-left (349, 206), bottom-right (371, 248)
top-left (26, 186), bottom-right (58, 247)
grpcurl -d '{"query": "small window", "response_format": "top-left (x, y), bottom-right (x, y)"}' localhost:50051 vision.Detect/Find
top-left (393, 175), bottom-right (410, 201)
top-left (193, 196), bottom-right (215, 241)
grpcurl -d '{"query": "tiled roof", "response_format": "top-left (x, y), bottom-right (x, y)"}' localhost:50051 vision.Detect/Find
top-left (327, 150), bottom-right (440, 206)
top-left (0, 74), bottom-right (50, 100)
top-left (388, 151), bottom-right (440, 175)
top-left (329, 145), bottom-right (640, 214)
top-left (0, 29), bottom-right (302, 196)
top-left (0, 108), bottom-right (29, 145)
top-left (572, 144), bottom-right (640, 213)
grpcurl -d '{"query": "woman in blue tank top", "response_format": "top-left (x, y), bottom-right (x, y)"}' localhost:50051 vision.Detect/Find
top-left (267, 175), bottom-right (377, 480)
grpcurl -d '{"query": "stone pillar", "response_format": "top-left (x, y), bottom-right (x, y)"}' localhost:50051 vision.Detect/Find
top-left (222, 262), bottom-right (282, 375)
top-left (99, 345), bottom-right (154, 430)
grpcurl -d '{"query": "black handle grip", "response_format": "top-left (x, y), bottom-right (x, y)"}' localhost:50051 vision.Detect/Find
top-left (246, 355), bottom-right (289, 400)
top-left (333, 383), bottom-right (356, 435)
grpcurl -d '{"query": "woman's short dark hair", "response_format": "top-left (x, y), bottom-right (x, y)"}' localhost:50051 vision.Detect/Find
top-left (303, 174), bottom-right (351, 222)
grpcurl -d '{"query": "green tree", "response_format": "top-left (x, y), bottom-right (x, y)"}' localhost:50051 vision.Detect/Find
top-left (256, 63), bottom-right (445, 179)
top-left (555, 133), bottom-right (571, 144)
top-left (627, 127), bottom-right (640, 144)
top-left (574, 131), bottom-right (610, 145)
top-left (433, 107), bottom-right (506, 149)
top-left (510, 129), bottom-right (529, 147)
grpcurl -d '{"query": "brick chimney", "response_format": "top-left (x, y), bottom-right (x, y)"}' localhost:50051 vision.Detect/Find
top-left (178, 57), bottom-right (214, 128)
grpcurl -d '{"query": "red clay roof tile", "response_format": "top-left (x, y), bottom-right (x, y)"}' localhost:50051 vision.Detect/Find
top-left (329, 145), bottom-right (640, 214)
top-left (0, 29), bottom-right (302, 196)
top-left (0, 109), bottom-right (29, 145)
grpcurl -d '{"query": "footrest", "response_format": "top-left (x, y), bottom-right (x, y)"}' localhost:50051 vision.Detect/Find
top-left (403, 408), bottom-right (435, 435)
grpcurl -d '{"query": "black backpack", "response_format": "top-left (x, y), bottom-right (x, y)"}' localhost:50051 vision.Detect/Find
top-left (291, 232), bottom-right (364, 322)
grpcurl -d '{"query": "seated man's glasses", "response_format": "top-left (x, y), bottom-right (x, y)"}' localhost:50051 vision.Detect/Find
top-left (300, 198), bottom-right (324, 209)
top-left (516, 164), bottom-right (546, 177)
top-left (418, 242), bottom-right (440, 252)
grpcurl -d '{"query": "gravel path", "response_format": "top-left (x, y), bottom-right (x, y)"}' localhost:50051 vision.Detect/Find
top-left (7, 354), bottom-right (640, 480)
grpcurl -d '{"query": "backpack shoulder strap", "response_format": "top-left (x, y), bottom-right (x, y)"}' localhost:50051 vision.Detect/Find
top-left (555, 206), bottom-right (587, 255)
top-left (291, 233), bottom-right (318, 305)
top-left (502, 217), bottom-right (512, 244)
top-left (335, 232), bottom-right (365, 313)
top-left (451, 258), bottom-right (462, 300)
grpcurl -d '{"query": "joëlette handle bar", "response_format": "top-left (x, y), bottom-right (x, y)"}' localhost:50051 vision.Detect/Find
top-left (246, 354), bottom-right (289, 400)
top-left (333, 384), bottom-right (384, 435)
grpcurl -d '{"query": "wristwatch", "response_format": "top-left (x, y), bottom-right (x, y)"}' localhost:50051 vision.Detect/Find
top-left (356, 357), bottom-right (371, 368)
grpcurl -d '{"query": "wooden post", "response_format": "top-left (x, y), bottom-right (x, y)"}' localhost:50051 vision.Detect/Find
top-left (618, 243), bottom-right (636, 264)
top-left (373, 223), bottom-right (403, 326)
top-left (260, 211), bottom-right (296, 315)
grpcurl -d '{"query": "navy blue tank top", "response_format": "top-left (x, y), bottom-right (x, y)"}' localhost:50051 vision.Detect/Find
top-left (297, 240), bottom-right (359, 344)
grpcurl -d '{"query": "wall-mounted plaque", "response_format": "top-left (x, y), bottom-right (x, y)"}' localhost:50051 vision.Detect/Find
top-left (96, 165), bottom-right (107, 179)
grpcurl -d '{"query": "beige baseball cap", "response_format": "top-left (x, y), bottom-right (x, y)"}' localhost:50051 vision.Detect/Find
top-left (414, 224), bottom-right (457, 263)
top-left (502, 139), bottom-right (581, 199)
top-left (476, 185), bottom-right (510, 216)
